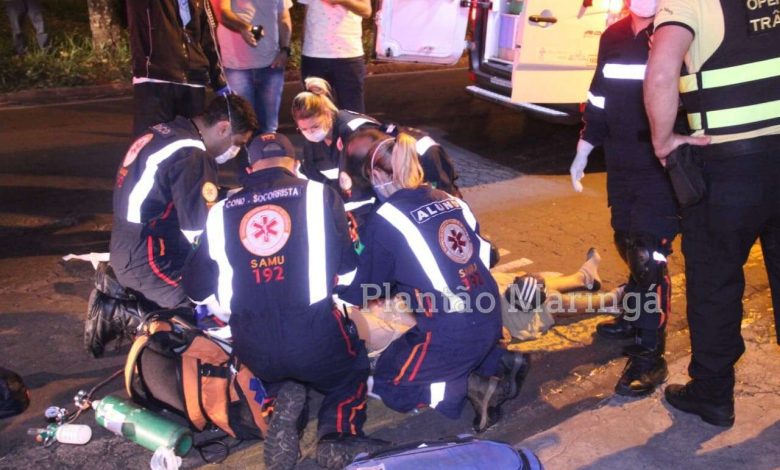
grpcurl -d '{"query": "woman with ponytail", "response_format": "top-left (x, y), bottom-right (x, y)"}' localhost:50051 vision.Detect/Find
top-left (291, 77), bottom-right (382, 189)
top-left (337, 134), bottom-right (530, 433)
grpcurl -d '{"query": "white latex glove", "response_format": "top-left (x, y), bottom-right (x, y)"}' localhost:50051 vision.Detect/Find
top-left (570, 139), bottom-right (595, 192)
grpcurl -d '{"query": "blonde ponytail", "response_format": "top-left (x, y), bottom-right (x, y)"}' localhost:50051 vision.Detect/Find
top-left (291, 77), bottom-right (339, 121)
top-left (390, 133), bottom-right (424, 189)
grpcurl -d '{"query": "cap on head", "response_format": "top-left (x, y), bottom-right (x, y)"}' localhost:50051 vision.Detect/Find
top-left (246, 133), bottom-right (297, 166)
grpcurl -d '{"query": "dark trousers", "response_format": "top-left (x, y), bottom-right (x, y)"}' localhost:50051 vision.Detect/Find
top-left (373, 325), bottom-right (503, 419)
top-left (609, 167), bottom-right (679, 337)
top-left (132, 82), bottom-right (206, 137)
top-left (231, 309), bottom-right (370, 438)
top-left (301, 55), bottom-right (366, 113)
top-left (681, 139), bottom-right (780, 400)
top-left (4, 0), bottom-right (47, 55)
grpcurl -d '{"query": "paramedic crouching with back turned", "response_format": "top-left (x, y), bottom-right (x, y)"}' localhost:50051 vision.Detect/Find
top-left (183, 133), bottom-right (389, 470)
top-left (645, 0), bottom-right (780, 427)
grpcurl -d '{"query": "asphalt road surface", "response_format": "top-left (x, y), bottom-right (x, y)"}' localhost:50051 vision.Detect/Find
top-left (0, 68), bottom-right (773, 469)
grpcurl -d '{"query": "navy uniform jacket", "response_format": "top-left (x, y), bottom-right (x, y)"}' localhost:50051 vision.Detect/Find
top-left (300, 110), bottom-right (381, 187)
top-left (581, 17), bottom-right (657, 172)
top-left (341, 186), bottom-right (501, 336)
top-left (184, 167), bottom-right (359, 360)
top-left (110, 117), bottom-right (218, 283)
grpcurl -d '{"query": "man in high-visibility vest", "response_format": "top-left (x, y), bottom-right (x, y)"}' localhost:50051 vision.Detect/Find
top-left (645, 0), bottom-right (780, 427)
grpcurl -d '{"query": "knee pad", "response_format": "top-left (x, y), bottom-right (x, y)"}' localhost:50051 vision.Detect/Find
top-left (614, 231), bottom-right (630, 264)
top-left (627, 234), bottom-right (668, 288)
top-left (504, 274), bottom-right (547, 311)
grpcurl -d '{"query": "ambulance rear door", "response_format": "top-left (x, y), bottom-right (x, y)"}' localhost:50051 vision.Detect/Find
top-left (510, 0), bottom-right (610, 104)
top-left (373, 0), bottom-right (471, 65)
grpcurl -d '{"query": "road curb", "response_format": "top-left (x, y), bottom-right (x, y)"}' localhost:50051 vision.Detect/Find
top-left (0, 60), bottom-right (466, 110)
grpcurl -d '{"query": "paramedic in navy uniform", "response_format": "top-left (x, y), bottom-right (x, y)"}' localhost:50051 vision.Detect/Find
top-left (339, 133), bottom-right (529, 433)
top-left (569, 0), bottom-right (678, 397)
top-left (183, 133), bottom-right (387, 469)
top-left (110, 95), bottom-right (256, 310)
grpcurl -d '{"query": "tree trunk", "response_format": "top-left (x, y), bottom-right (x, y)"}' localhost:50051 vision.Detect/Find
top-left (86, 0), bottom-right (123, 50)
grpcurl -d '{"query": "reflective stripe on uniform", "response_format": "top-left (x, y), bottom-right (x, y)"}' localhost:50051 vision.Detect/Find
top-left (415, 136), bottom-right (437, 156)
top-left (602, 63), bottom-right (646, 80)
top-left (337, 268), bottom-right (357, 286)
top-left (429, 382), bottom-right (446, 408)
top-left (680, 57), bottom-right (780, 93)
top-left (376, 203), bottom-right (465, 312)
top-left (206, 200), bottom-right (234, 313)
top-left (697, 99), bottom-right (780, 130)
top-left (346, 117), bottom-right (375, 131)
top-left (181, 229), bottom-right (203, 244)
top-left (306, 181), bottom-right (328, 305)
top-left (127, 139), bottom-right (205, 223)
top-left (456, 198), bottom-right (491, 269)
top-left (587, 91), bottom-right (605, 109)
top-left (344, 197), bottom-right (376, 212)
top-left (320, 168), bottom-right (339, 180)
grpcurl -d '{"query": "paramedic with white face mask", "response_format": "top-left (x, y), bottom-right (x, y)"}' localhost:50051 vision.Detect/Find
top-left (338, 134), bottom-right (529, 433)
top-left (569, 0), bottom-right (678, 397)
top-left (291, 77), bottom-right (382, 189)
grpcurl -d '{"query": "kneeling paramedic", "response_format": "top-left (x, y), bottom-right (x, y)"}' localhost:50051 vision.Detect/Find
top-left (338, 133), bottom-right (529, 433)
top-left (85, 94), bottom-right (257, 357)
top-left (182, 133), bottom-right (387, 469)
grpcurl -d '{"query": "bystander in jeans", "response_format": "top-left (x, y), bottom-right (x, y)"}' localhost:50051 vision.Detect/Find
top-left (215, 0), bottom-right (292, 133)
top-left (298, 0), bottom-right (371, 113)
top-left (3, 0), bottom-right (48, 56)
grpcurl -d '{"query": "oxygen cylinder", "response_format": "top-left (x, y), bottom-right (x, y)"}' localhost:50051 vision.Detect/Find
top-left (92, 395), bottom-right (193, 456)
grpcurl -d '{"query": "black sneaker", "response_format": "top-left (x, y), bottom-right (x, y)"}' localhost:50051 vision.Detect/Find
top-left (316, 433), bottom-right (391, 469)
top-left (615, 349), bottom-right (667, 397)
top-left (264, 381), bottom-right (307, 470)
top-left (665, 382), bottom-right (735, 427)
top-left (84, 289), bottom-right (142, 358)
top-left (467, 373), bottom-right (501, 433)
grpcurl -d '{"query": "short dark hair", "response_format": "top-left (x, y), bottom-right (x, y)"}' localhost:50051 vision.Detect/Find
top-left (202, 94), bottom-right (259, 135)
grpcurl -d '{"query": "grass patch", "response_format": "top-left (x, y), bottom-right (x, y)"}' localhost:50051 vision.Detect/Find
top-left (0, 1), bottom-right (376, 92)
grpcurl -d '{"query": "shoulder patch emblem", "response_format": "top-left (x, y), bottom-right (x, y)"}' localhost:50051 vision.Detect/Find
top-left (239, 205), bottom-right (292, 256)
top-left (438, 219), bottom-right (473, 264)
top-left (201, 182), bottom-right (219, 203)
top-left (122, 133), bottom-right (153, 167)
top-left (152, 123), bottom-right (171, 136)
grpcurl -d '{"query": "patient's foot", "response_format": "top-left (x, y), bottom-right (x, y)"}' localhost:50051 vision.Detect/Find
top-left (579, 248), bottom-right (602, 291)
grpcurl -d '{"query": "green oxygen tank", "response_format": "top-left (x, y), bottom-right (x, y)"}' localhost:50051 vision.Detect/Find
top-left (92, 395), bottom-right (193, 456)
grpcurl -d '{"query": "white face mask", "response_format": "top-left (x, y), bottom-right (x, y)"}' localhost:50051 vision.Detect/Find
top-left (629, 0), bottom-right (658, 18)
top-left (215, 145), bottom-right (240, 165)
top-left (302, 127), bottom-right (328, 143)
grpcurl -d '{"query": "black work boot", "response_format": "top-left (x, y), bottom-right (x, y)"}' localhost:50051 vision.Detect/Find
top-left (665, 382), bottom-right (735, 427)
top-left (316, 433), bottom-right (390, 469)
top-left (615, 346), bottom-right (667, 397)
top-left (84, 289), bottom-right (143, 358)
top-left (467, 373), bottom-right (501, 433)
top-left (596, 316), bottom-right (636, 339)
top-left (264, 381), bottom-right (308, 470)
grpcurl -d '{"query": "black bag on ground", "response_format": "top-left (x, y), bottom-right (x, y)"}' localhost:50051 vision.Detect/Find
top-left (346, 435), bottom-right (543, 469)
top-left (0, 367), bottom-right (30, 419)
top-left (124, 311), bottom-right (268, 440)
top-left (665, 144), bottom-right (706, 208)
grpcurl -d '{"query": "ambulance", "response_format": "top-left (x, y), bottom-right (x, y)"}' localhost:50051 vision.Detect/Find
top-left (374, 0), bottom-right (624, 123)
